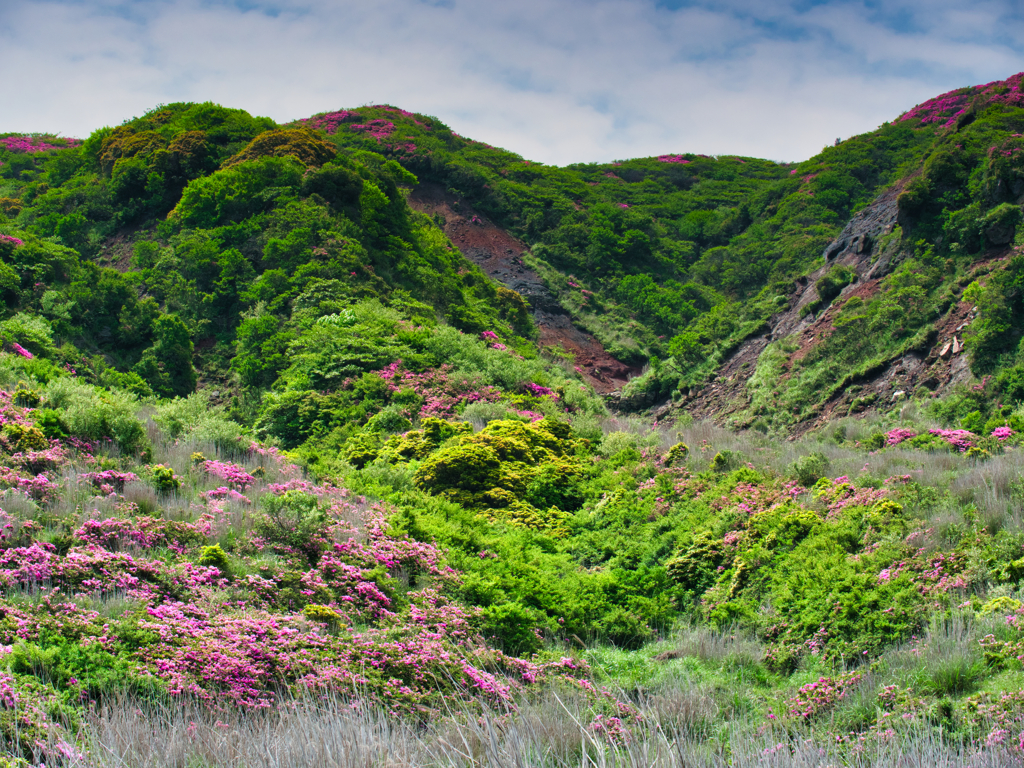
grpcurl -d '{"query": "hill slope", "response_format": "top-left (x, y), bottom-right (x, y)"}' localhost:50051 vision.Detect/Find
top-left (1, 77), bottom-right (1024, 765)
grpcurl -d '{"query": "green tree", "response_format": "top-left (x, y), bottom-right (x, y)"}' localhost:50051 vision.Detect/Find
top-left (133, 315), bottom-right (197, 397)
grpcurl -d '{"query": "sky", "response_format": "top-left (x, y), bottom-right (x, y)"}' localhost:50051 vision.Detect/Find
top-left (1, 0), bottom-right (1023, 166)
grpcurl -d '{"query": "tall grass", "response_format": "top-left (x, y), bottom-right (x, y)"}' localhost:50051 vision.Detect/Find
top-left (35, 688), bottom-right (1022, 768)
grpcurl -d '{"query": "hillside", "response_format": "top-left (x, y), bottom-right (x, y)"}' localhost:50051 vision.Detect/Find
top-left (0, 78), bottom-right (1022, 764)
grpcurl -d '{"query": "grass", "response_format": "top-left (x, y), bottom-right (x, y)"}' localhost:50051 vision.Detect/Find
top-left (28, 684), bottom-right (1022, 768)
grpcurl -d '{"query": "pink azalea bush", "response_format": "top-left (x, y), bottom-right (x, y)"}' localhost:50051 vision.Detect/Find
top-left (10, 342), bottom-right (33, 359)
top-left (296, 110), bottom-right (361, 134)
top-left (900, 72), bottom-right (1024, 128)
top-left (351, 119), bottom-right (395, 142)
top-left (786, 671), bottom-right (864, 720)
top-left (928, 428), bottom-right (976, 452)
top-left (373, 361), bottom-right (502, 418)
top-left (992, 426), bottom-right (1014, 441)
top-left (202, 459), bottom-right (256, 490)
top-left (0, 135), bottom-right (81, 153)
top-left (885, 428), bottom-right (917, 446)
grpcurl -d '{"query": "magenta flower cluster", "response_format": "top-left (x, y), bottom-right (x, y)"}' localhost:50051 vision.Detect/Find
top-left (202, 459), bottom-right (256, 490)
top-left (786, 672), bottom-right (864, 720)
top-left (900, 72), bottom-right (1024, 128)
top-left (296, 110), bottom-right (362, 135)
top-left (0, 135), bottom-right (81, 153)
top-left (372, 361), bottom-right (502, 419)
top-left (351, 119), bottom-right (396, 142)
top-left (370, 105), bottom-right (431, 129)
top-left (0, 234), bottom-right (23, 248)
top-left (523, 382), bottom-right (557, 399)
top-left (928, 428), bottom-right (976, 452)
top-left (81, 470), bottom-right (139, 492)
top-left (992, 426), bottom-right (1014, 441)
top-left (885, 428), bottom-right (917, 446)
top-left (10, 342), bottom-right (33, 359)
top-left (657, 155), bottom-right (690, 164)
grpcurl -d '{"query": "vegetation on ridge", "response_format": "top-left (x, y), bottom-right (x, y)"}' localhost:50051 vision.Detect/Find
top-left (0, 75), bottom-right (1021, 764)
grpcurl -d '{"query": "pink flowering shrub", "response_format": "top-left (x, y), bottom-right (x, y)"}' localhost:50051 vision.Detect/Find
top-left (202, 486), bottom-right (252, 504)
top-left (523, 382), bottom-right (556, 398)
top-left (0, 234), bottom-right (23, 248)
top-left (992, 426), bottom-right (1014, 441)
top-left (350, 119), bottom-right (395, 142)
top-left (811, 476), bottom-right (888, 519)
top-left (202, 460), bottom-right (256, 490)
top-left (928, 428), bottom-right (976, 452)
top-left (10, 343), bottom-right (32, 359)
top-left (73, 516), bottom-right (165, 550)
top-left (373, 361), bottom-right (502, 419)
top-left (786, 672), bottom-right (863, 720)
top-left (900, 72), bottom-right (1024, 128)
top-left (884, 428), bottom-right (917, 446)
top-left (657, 155), bottom-right (690, 164)
top-left (296, 110), bottom-right (362, 134)
top-left (0, 135), bottom-right (81, 153)
top-left (81, 470), bottom-right (139, 492)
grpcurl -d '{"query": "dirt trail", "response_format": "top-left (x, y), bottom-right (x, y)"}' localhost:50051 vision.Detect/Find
top-left (408, 183), bottom-right (638, 393)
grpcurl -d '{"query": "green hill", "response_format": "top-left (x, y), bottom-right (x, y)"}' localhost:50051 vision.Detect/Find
top-left (1, 77), bottom-right (1024, 763)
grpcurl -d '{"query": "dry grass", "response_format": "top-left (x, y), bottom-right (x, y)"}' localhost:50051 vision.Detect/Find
top-left (38, 690), bottom-right (1022, 768)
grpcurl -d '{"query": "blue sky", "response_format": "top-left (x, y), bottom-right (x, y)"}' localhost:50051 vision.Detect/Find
top-left (1, 0), bottom-right (1022, 165)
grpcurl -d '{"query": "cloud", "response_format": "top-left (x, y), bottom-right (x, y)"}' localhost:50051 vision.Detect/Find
top-left (1, 0), bottom-right (1022, 164)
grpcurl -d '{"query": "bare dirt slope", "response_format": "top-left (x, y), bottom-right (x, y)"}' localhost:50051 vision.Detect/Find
top-left (407, 183), bottom-right (638, 393)
top-left (654, 184), bottom-right (1010, 433)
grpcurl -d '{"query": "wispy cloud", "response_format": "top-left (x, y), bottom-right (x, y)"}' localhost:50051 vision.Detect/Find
top-left (1, 0), bottom-right (1022, 164)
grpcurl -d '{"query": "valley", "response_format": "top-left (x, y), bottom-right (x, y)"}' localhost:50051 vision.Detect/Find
top-left (0, 75), bottom-right (1022, 765)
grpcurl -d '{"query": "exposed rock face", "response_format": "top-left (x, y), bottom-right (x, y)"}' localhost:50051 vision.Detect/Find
top-left (651, 182), bottom-right (1012, 433)
top-left (821, 185), bottom-right (902, 280)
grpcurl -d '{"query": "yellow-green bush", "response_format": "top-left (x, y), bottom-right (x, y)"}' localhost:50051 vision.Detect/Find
top-left (223, 128), bottom-right (336, 168)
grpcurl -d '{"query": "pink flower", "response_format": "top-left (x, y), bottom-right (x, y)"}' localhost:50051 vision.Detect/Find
top-left (884, 428), bottom-right (916, 446)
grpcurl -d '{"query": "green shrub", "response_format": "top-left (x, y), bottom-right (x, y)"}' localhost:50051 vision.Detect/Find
top-left (0, 314), bottom-right (57, 359)
top-left (133, 315), bottom-right (197, 398)
top-left (253, 491), bottom-right (331, 566)
top-left (788, 451), bottom-right (830, 486)
top-left (364, 405), bottom-right (412, 434)
top-left (597, 607), bottom-right (655, 649)
top-left (32, 409), bottom-right (67, 439)
top-left (302, 604), bottom-right (344, 625)
top-left (224, 128), bottom-right (336, 168)
top-left (12, 388), bottom-right (40, 408)
top-left (413, 443), bottom-right (502, 494)
top-left (171, 155), bottom-right (304, 228)
top-left (864, 432), bottom-right (886, 451)
top-left (150, 465), bottom-right (181, 493)
top-left (664, 442), bottom-right (689, 466)
top-left (2, 423), bottom-right (48, 452)
top-left (480, 602), bottom-right (543, 656)
top-left (710, 450), bottom-right (741, 472)
top-left (815, 265), bottom-right (856, 305)
top-left (197, 544), bottom-right (231, 576)
top-left (42, 378), bottom-right (148, 454)
top-left (153, 392), bottom-right (242, 452)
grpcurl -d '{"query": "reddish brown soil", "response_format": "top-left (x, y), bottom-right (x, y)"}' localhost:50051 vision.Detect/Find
top-left (407, 183), bottom-right (639, 392)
